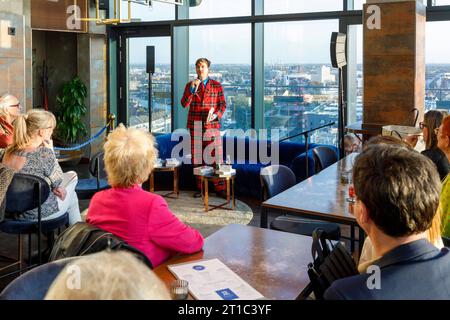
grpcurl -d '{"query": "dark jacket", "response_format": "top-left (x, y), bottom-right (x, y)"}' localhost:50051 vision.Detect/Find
top-left (324, 239), bottom-right (450, 300)
top-left (422, 148), bottom-right (450, 181)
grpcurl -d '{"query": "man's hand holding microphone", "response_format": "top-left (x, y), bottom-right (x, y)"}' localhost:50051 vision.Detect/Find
top-left (191, 79), bottom-right (201, 94)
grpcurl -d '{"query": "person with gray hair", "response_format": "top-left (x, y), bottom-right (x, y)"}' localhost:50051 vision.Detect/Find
top-left (0, 93), bottom-right (22, 148)
top-left (45, 251), bottom-right (171, 300)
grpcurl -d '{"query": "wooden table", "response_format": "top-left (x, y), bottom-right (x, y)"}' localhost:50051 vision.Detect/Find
top-left (154, 224), bottom-right (314, 300)
top-left (261, 153), bottom-right (364, 252)
top-left (149, 165), bottom-right (180, 198)
top-left (200, 173), bottom-right (235, 212)
top-left (345, 121), bottom-right (383, 143)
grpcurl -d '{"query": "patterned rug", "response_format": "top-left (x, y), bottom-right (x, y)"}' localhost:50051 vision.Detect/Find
top-left (155, 191), bottom-right (253, 227)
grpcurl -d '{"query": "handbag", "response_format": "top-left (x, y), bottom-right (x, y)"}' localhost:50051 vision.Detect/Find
top-left (307, 228), bottom-right (359, 299)
top-left (49, 222), bottom-right (153, 269)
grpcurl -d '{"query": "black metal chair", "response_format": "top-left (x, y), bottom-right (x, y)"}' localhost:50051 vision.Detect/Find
top-left (0, 174), bottom-right (69, 278)
top-left (0, 257), bottom-right (78, 300)
top-left (312, 146), bottom-right (338, 173)
top-left (443, 236), bottom-right (450, 248)
top-left (75, 152), bottom-right (110, 200)
top-left (260, 165), bottom-right (341, 240)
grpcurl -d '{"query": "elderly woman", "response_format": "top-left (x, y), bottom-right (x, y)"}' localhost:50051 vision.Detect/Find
top-left (419, 110), bottom-right (449, 180)
top-left (86, 124), bottom-right (204, 268)
top-left (437, 115), bottom-right (450, 237)
top-left (2, 109), bottom-right (81, 224)
top-left (45, 251), bottom-right (171, 300)
top-left (0, 94), bottom-right (22, 148)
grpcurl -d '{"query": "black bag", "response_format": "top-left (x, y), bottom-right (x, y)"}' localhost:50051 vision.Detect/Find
top-left (49, 222), bottom-right (153, 269)
top-left (307, 228), bottom-right (358, 299)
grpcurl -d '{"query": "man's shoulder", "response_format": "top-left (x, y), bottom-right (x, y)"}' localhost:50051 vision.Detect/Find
top-left (325, 247), bottom-right (450, 300)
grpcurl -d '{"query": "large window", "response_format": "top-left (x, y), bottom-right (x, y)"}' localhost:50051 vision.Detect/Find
top-left (425, 21), bottom-right (450, 112)
top-left (188, 0), bottom-right (251, 19)
top-left (264, 20), bottom-right (339, 145)
top-left (189, 24), bottom-right (252, 131)
top-left (434, 0), bottom-right (450, 5)
top-left (127, 37), bottom-right (171, 132)
top-left (264, 0), bottom-right (342, 15)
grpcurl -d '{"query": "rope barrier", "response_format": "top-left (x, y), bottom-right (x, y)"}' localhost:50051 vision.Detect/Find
top-left (54, 124), bottom-right (108, 151)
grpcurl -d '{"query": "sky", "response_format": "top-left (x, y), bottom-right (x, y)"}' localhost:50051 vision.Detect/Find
top-left (126, 0), bottom-right (450, 65)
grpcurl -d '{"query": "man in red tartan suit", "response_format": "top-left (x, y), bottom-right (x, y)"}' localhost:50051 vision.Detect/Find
top-left (181, 58), bottom-right (226, 197)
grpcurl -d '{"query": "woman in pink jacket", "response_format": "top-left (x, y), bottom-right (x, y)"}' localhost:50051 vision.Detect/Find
top-left (87, 124), bottom-right (204, 267)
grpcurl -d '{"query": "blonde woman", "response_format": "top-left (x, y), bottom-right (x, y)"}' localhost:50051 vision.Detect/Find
top-left (86, 124), bottom-right (203, 268)
top-left (45, 251), bottom-right (171, 300)
top-left (2, 109), bottom-right (81, 224)
top-left (0, 94), bottom-right (22, 148)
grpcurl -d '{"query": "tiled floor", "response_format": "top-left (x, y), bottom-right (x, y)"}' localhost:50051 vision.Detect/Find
top-left (0, 162), bottom-right (361, 291)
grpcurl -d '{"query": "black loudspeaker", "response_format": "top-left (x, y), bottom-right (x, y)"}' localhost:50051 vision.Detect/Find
top-left (330, 32), bottom-right (347, 69)
top-left (146, 46), bottom-right (155, 74)
top-left (98, 0), bottom-right (109, 11)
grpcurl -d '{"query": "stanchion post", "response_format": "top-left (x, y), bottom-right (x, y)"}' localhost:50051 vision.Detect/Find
top-left (108, 114), bottom-right (116, 133)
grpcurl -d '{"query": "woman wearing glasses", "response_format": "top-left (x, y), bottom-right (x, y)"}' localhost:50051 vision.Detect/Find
top-left (0, 94), bottom-right (22, 148)
top-left (419, 110), bottom-right (449, 181)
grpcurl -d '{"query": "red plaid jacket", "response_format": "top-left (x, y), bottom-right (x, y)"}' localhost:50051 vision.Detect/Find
top-left (181, 79), bottom-right (226, 131)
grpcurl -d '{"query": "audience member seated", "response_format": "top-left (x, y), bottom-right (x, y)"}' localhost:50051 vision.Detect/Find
top-left (0, 93), bottom-right (21, 148)
top-left (419, 110), bottom-right (448, 180)
top-left (45, 251), bottom-right (171, 300)
top-left (437, 115), bottom-right (450, 238)
top-left (1, 109), bottom-right (81, 224)
top-left (344, 134), bottom-right (360, 156)
top-left (357, 135), bottom-right (444, 272)
top-left (86, 124), bottom-right (204, 268)
top-left (325, 144), bottom-right (450, 299)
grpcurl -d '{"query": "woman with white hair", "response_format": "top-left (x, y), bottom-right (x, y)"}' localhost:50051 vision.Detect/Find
top-left (45, 251), bottom-right (171, 300)
top-left (2, 109), bottom-right (81, 224)
top-left (87, 124), bottom-right (204, 268)
top-left (0, 93), bottom-right (22, 148)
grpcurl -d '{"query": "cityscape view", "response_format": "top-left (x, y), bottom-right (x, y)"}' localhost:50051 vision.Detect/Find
top-left (128, 63), bottom-right (450, 146)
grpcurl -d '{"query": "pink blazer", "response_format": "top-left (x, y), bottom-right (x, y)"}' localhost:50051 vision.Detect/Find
top-left (86, 185), bottom-right (204, 267)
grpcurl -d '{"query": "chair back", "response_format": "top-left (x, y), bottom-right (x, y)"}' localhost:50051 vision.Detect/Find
top-left (89, 152), bottom-right (107, 179)
top-left (0, 257), bottom-right (78, 300)
top-left (5, 174), bottom-right (50, 214)
top-left (312, 146), bottom-right (338, 173)
top-left (260, 165), bottom-right (296, 200)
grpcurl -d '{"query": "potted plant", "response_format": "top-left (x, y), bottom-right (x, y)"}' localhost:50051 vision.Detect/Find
top-left (55, 76), bottom-right (88, 166)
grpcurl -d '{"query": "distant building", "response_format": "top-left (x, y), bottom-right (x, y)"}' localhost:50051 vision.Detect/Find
top-left (312, 65), bottom-right (336, 84)
top-left (284, 73), bottom-right (312, 85)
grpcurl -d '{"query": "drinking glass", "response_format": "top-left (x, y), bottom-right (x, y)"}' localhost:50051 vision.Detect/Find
top-left (170, 279), bottom-right (189, 300)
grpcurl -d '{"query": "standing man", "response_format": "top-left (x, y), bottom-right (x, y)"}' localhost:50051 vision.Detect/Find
top-left (181, 58), bottom-right (226, 198)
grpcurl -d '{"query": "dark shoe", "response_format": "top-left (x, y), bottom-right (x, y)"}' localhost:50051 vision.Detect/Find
top-left (193, 192), bottom-right (202, 198)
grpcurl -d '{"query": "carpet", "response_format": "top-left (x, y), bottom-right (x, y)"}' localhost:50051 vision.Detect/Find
top-left (155, 190), bottom-right (254, 227)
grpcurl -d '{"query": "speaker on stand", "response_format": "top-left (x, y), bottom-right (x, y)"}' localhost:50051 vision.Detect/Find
top-left (146, 46), bottom-right (155, 132)
top-left (330, 32), bottom-right (347, 159)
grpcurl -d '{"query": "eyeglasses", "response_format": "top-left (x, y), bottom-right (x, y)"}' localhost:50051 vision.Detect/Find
top-left (419, 122), bottom-right (427, 130)
top-left (8, 103), bottom-right (21, 109)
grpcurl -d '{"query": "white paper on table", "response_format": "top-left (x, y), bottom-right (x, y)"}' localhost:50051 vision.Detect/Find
top-left (168, 258), bottom-right (265, 300)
